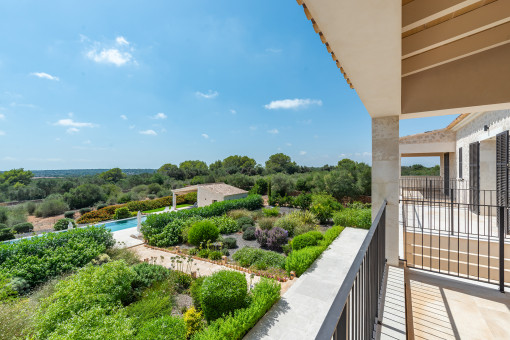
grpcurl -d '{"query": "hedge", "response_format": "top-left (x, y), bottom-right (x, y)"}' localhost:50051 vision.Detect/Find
top-left (12, 222), bottom-right (34, 234)
top-left (77, 195), bottom-right (193, 224)
top-left (332, 208), bottom-right (371, 229)
top-left (0, 226), bottom-right (115, 290)
top-left (142, 195), bottom-right (263, 247)
top-left (192, 278), bottom-right (280, 340)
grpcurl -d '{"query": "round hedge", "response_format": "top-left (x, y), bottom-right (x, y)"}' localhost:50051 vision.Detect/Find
top-left (242, 226), bottom-right (256, 240)
top-left (12, 222), bottom-right (34, 234)
top-left (53, 218), bottom-right (77, 231)
top-left (188, 220), bottom-right (219, 246)
top-left (200, 270), bottom-right (247, 321)
top-left (236, 216), bottom-right (254, 229)
top-left (292, 230), bottom-right (324, 250)
top-left (64, 211), bottom-right (75, 219)
top-left (136, 315), bottom-right (186, 340)
top-left (222, 237), bottom-right (237, 249)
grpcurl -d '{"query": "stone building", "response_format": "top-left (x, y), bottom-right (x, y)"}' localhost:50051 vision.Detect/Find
top-left (171, 183), bottom-right (248, 209)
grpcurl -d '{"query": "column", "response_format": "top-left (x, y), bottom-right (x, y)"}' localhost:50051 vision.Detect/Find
top-left (372, 116), bottom-right (400, 266)
top-left (172, 192), bottom-right (176, 210)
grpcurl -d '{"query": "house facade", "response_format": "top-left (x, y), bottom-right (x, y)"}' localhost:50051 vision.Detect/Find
top-left (171, 183), bottom-right (247, 209)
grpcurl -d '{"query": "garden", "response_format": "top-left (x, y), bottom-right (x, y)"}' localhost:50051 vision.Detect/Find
top-left (141, 193), bottom-right (372, 280)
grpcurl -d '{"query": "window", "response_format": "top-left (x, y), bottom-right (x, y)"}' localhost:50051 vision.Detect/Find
top-left (458, 147), bottom-right (463, 178)
top-left (212, 200), bottom-right (217, 204)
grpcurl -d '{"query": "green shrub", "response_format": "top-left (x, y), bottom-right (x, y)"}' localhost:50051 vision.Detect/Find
top-left (236, 216), bottom-right (254, 229)
top-left (257, 217), bottom-right (277, 230)
top-left (126, 279), bottom-right (175, 323)
top-left (0, 227), bottom-right (14, 241)
top-left (294, 193), bottom-right (312, 210)
top-left (320, 226), bottom-right (345, 247)
top-left (262, 207), bottom-right (280, 217)
top-left (35, 198), bottom-right (69, 218)
top-left (188, 248), bottom-right (199, 256)
top-left (210, 215), bottom-right (239, 234)
top-left (222, 237), bottom-right (237, 249)
top-left (96, 203), bottom-right (108, 210)
top-left (137, 315), bottom-right (186, 340)
top-left (198, 248), bottom-right (210, 259)
top-left (170, 271), bottom-right (193, 293)
top-left (184, 192), bottom-right (198, 204)
top-left (25, 201), bottom-right (37, 215)
top-left (53, 218), bottom-right (76, 231)
top-left (292, 231), bottom-right (324, 251)
top-left (227, 209), bottom-right (251, 220)
top-left (0, 226), bottom-right (115, 289)
top-left (79, 207), bottom-right (92, 215)
top-left (209, 251), bottom-right (222, 260)
top-left (190, 277), bottom-right (205, 310)
top-left (192, 278), bottom-right (280, 340)
top-left (106, 247), bottom-right (141, 265)
top-left (184, 307), bottom-right (204, 338)
top-left (12, 222), bottom-right (33, 234)
top-left (114, 207), bottom-right (131, 220)
top-left (285, 246), bottom-right (324, 277)
top-left (64, 211), bottom-right (75, 219)
top-left (201, 270), bottom-right (247, 321)
top-left (188, 221), bottom-right (219, 246)
top-left (34, 260), bottom-right (137, 338)
top-left (221, 248), bottom-right (230, 256)
top-left (131, 263), bottom-right (170, 295)
top-left (142, 195), bottom-right (263, 247)
top-left (232, 247), bottom-right (285, 269)
top-left (309, 193), bottom-right (341, 224)
top-left (242, 224), bottom-right (252, 232)
top-left (333, 208), bottom-right (371, 229)
top-left (242, 226), bottom-right (256, 240)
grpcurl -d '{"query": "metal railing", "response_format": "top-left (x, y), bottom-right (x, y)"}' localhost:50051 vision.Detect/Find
top-left (316, 201), bottom-right (387, 340)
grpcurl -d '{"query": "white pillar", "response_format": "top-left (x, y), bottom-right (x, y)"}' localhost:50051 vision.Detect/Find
top-left (172, 192), bottom-right (176, 210)
top-left (372, 116), bottom-right (400, 266)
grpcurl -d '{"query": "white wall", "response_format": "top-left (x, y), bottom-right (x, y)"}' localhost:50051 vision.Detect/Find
top-left (196, 188), bottom-right (248, 208)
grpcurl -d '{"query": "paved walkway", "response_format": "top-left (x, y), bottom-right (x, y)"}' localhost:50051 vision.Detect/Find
top-left (408, 269), bottom-right (510, 340)
top-left (112, 227), bottom-right (144, 248)
top-left (244, 227), bottom-right (368, 340)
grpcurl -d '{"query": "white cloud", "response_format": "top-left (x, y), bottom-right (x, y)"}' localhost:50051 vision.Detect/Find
top-left (116, 36), bottom-right (130, 46)
top-left (0, 130), bottom-right (5, 136)
top-left (300, 151), bottom-right (307, 155)
top-left (264, 98), bottom-right (322, 110)
top-left (120, 114), bottom-right (128, 120)
top-left (151, 112), bottom-right (167, 120)
top-left (139, 129), bottom-right (157, 136)
top-left (31, 72), bottom-right (59, 81)
top-left (0, 113), bottom-right (5, 120)
top-left (201, 133), bottom-right (209, 139)
top-left (87, 48), bottom-right (132, 66)
top-left (195, 90), bottom-right (219, 99)
top-left (267, 129), bottom-right (279, 134)
top-left (230, 109), bottom-right (237, 115)
top-left (54, 118), bottom-right (97, 128)
top-left (66, 127), bottom-right (79, 134)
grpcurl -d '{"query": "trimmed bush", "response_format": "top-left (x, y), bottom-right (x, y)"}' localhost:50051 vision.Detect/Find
top-left (255, 227), bottom-right (288, 252)
top-left (242, 226), bottom-right (256, 240)
top-left (137, 315), bottom-right (186, 340)
top-left (222, 237), bottom-right (237, 249)
top-left (0, 227), bottom-right (14, 241)
top-left (79, 207), bottom-right (92, 215)
top-left (285, 246), bottom-right (324, 277)
top-left (210, 215), bottom-right (239, 234)
top-left (188, 220), bottom-right (219, 246)
top-left (192, 278), bottom-right (280, 340)
top-left (53, 218), bottom-right (76, 231)
top-left (257, 217), bottom-right (277, 230)
top-left (236, 216), bottom-right (254, 229)
top-left (12, 222), bottom-right (33, 234)
top-left (292, 230), bottom-right (324, 251)
top-left (64, 211), bottom-right (75, 219)
top-left (232, 247), bottom-right (286, 270)
top-left (113, 207), bottom-right (131, 220)
top-left (242, 224), bottom-right (252, 232)
top-left (262, 207), bottom-right (280, 217)
top-left (200, 270), bottom-right (247, 321)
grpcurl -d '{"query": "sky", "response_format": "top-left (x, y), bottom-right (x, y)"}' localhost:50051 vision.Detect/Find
top-left (0, 1), bottom-right (456, 170)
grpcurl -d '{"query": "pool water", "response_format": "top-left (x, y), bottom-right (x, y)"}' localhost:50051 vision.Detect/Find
top-left (100, 216), bottom-right (147, 232)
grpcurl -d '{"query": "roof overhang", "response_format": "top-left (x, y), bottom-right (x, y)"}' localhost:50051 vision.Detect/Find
top-left (297, 0), bottom-right (510, 119)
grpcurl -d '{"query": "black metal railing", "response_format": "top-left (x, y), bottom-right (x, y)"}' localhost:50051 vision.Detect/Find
top-left (316, 201), bottom-right (387, 340)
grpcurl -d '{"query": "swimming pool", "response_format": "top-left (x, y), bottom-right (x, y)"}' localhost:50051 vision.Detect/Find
top-left (99, 216), bottom-right (147, 232)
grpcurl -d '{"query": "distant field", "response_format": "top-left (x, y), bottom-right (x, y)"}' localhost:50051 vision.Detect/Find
top-left (30, 168), bottom-right (156, 177)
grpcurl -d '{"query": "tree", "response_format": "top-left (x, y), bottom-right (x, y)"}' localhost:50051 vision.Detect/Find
top-left (0, 168), bottom-right (34, 186)
top-left (222, 155), bottom-right (257, 174)
top-left (179, 160), bottom-right (208, 179)
top-left (99, 168), bottom-right (126, 183)
top-left (157, 163), bottom-right (185, 180)
top-left (265, 153), bottom-right (298, 174)
top-left (64, 184), bottom-right (105, 209)
top-left (224, 174), bottom-right (255, 191)
top-left (270, 173), bottom-right (295, 196)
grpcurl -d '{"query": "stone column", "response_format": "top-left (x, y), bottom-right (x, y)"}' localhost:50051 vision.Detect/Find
top-left (172, 192), bottom-right (176, 210)
top-left (372, 116), bottom-right (400, 266)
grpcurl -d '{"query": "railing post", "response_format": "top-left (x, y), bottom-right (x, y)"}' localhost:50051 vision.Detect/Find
top-left (336, 303), bottom-right (348, 340)
top-left (450, 189), bottom-right (454, 236)
top-left (499, 206), bottom-right (505, 293)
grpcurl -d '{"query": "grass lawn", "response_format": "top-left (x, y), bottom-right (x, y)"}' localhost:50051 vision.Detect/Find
top-left (143, 204), bottom-right (192, 214)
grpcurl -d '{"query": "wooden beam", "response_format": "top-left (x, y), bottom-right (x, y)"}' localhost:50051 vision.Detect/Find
top-left (403, 22), bottom-right (510, 76)
top-left (402, 0), bottom-right (510, 58)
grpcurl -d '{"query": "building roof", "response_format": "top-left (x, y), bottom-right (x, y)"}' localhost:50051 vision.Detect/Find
top-left (172, 183), bottom-right (247, 196)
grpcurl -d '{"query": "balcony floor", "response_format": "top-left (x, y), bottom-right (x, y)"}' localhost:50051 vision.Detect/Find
top-left (407, 269), bottom-right (510, 340)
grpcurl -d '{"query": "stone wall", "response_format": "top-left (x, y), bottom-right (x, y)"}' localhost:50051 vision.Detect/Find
top-left (400, 128), bottom-right (455, 145)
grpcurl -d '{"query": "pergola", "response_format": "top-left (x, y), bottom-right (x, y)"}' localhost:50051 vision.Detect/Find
top-left (170, 185), bottom-right (201, 210)
top-left (297, 0), bottom-right (510, 265)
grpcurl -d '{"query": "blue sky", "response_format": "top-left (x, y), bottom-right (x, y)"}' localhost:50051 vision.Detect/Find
top-left (0, 1), bottom-right (456, 170)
